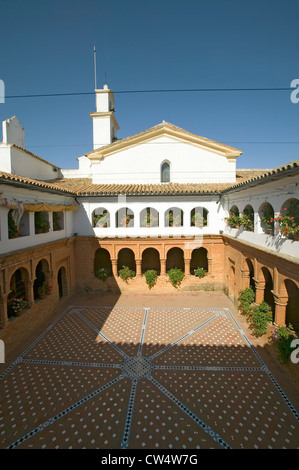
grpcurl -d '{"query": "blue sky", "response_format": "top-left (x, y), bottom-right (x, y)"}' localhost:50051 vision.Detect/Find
top-left (0, 0), bottom-right (299, 170)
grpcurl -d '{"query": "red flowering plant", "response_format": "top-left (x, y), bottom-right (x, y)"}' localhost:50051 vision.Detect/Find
top-left (273, 201), bottom-right (299, 239)
top-left (119, 214), bottom-right (133, 227)
top-left (142, 212), bottom-right (158, 227)
top-left (191, 212), bottom-right (207, 228)
top-left (93, 213), bottom-right (109, 228)
top-left (166, 212), bottom-right (182, 227)
top-left (224, 211), bottom-right (241, 228)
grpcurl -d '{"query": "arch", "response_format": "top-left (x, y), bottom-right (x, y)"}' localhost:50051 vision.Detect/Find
top-left (244, 258), bottom-right (255, 292)
top-left (190, 247), bottom-right (208, 274)
top-left (7, 267), bottom-right (29, 318)
top-left (279, 198), bottom-right (299, 239)
top-left (94, 248), bottom-right (112, 277)
top-left (227, 205), bottom-right (240, 228)
top-left (165, 207), bottom-right (183, 227)
top-left (166, 247), bottom-right (184, 272)
top-left (161, 161), bottom-right (170, 183)
top-left (261, 267), bottom-right (275, 314)
top-left (191, 207), bottom-right (208, 228)
top-left (259, 202), bottom-right (274, 234)
top-left (92, 207), bottom-right (110, 228)
top-left (284, 279), bottom-right (299, 332)
top-left (57, 266), bottom-right (68, 298)
top-left (230, 205), bottom-right (239, 216)
top-left (116, 208), bottom-right (134, 228)
top-left (229, 265), bottom-right (235, 298)
top-left (141, 248), bottom-right (160, 274)
top-left (242, 205), bottom-right (254, 232)
top-left (140, 207), bottom-right (159, 228)
top-left (117, 248), bottom-right (136, 273)
top-left (34, 259), bottom-right (50, 300)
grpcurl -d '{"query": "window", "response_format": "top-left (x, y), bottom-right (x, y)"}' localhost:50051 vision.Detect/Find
top-left (161, 162), bottom-right (170, 183)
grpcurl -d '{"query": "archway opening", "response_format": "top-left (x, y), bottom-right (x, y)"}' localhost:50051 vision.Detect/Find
top-left (141, 248), bottom-right (160, 274)
top-left (33, 259), bottom-right (49, 300)
top-left (259, 202), bottom-right (274, 235)
top-left (57, 266), bottom-right (68, 298)
top-left (117, 248), bottom-right (136, 273)
top-left (92, 208), bottom-right (110, 228)
top-left (140, 208), bottom-right (159, 228)
top-left (165, 208), bottom-right (183, 227)
top-left (190, 247), bottom-right (208, 274)
top-left (7, 268), bottom-right (28, 318)
top-left (116, 208), bottom-right (134, 228)
top-left (261, 267), bottom-right (275, 314)
top-left (191, 207), bottom-right (208, 228)
top-left (94, 248), bottom-right (113, 277)
top-left (285, 279), bottom-right (299, 332)
top-left (245, 258), bottom-right (255, 292)
top-left (166, 247), bottom-right (184, 272)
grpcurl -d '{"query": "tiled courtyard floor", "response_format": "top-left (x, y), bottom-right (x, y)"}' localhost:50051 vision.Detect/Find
top-left (0, 293), bottom-right (299, 449)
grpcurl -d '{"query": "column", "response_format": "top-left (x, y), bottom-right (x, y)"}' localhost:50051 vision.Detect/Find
top-left (25, 280), bottom-right (34, 307)
top-left (254, 279), bottom-right (265, 304)
top-left (0, 294), bottom-right (8, 328)
top-left (135, 260), bottom-right (142, 277)
top-left (273, 294), bottom-right (288, 326)
top-left (111, 259), bottom-right (118, 277)
top-left (184, 259), bottom-right (191, 278)
top-left (160, 259), bottom-right (167, 276)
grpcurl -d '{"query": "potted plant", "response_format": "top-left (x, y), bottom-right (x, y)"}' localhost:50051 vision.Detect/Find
top-left (120, 215), bottom-right (133, 228)
top-left (8, 210), bottom-right (23, 239)
top-left (166, 212), bottom-right (182, 227)
top-left (118, 265), bottom-right (135, 282)
top-left (93, 213), bottom-right (109, 228)
top-left (240, 207), bottom-right (254, 231)
top-left (142, 212), bottom-right (158, 228)
top-left (35, 212), bottom-right (50, 234)
top-left (273, 202), bottom-right (299, 240)
top-left (260, 204), bottom-right (274, 235)
top-left (225, 211), bottom-right (241, 229)
top-left (37, 282), bottom-right (51, 299)
top-left (191, 213), bottom-right (207, 228)
top-left (12, 298), bottom-right (27, 316)
top-left (53, 212), bottom-right (63, 231)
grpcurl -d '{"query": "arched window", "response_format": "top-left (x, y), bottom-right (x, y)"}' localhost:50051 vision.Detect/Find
top-left (92, 207), bottom-right (110, 228)
top-left (161, 161), bottom-right (170, 183)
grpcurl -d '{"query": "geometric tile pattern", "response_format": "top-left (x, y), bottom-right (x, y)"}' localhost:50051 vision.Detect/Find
top-left (0, 306), bottom-right (298, 449)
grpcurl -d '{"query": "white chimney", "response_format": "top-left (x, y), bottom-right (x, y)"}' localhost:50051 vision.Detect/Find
top-left (2, 116), bottom-right (25, 148)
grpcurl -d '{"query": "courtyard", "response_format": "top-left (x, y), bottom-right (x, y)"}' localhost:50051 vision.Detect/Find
top-left (0, 292), bottom-right (298, 450)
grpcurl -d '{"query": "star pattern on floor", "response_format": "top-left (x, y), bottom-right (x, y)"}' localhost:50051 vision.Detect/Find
top-left (0, 306), bottom-right (299, 449)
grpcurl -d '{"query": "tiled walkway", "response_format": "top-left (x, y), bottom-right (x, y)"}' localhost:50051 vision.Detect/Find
top-left (0, 305), bottom-right (299, 449)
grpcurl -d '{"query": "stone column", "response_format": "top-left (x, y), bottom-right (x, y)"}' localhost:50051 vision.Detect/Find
top-left (254, 279), bottom-right (265, 304)
top-left (135, 260), bottom-right (142, 277)
top-left (0, 294), bottom-right (8, 329)
top-left (25, 280), bottom-right (34, 307)
top-left (111, 259), bottom-right (118, 277)
top-left (273, 294), bottom-right (288, 326)
top-left (184, 259), bottom-right (191, 278)
top-left (241, 271), bottom-right (250, 290)
top-left (160, 259), bottom-right (167, 276)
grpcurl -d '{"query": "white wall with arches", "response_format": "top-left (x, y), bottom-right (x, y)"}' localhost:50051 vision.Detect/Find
top-left (222, 174), bottom-right (299, 258)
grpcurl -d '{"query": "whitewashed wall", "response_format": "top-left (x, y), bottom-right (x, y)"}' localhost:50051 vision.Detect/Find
top-left (0, 144), bottom-right (60, 181)
top-left (90, 136), bottom-right (236, 184)
top-left (222, 174), bottom-right (299, 258)
top-left (74, 195), bottom-right (225, 238)
top-left (0, 185), bottom-right (76, 254)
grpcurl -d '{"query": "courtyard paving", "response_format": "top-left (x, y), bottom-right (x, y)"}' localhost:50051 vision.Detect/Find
top-left (0, 293), bottom-right (299, 450)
